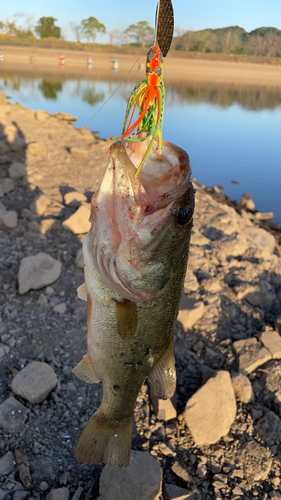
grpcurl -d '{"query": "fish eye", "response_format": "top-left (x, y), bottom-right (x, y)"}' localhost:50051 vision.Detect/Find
top-left (176, 206), bottom-right (193, 225)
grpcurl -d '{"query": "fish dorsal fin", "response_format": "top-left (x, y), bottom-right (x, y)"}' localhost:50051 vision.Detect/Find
top-left (72, 353), bottom-right (101, 384)
top-left (77, 282), bottom-right (87, 301)
top-left (115, 299), bottom-right (138, 339)
top-left (149, 336), bottom-right (176, 399)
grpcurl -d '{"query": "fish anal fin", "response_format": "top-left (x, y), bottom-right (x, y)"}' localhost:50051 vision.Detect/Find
top-left (75, 407), bottom-right (134, 467)
top-left (115, 299), bottom-right (138, 339)
top-left (72, 353), bottom-right (100, 384)
top-left (77, 282), bottom-right (87, 301)
top-left (149, 337), bottom-right (176, 400)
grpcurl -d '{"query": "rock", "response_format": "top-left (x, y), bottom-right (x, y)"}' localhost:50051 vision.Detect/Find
top-left (171, 461), bottom-right (190, 483)
top-left (0, 140), bottom-right (10, 154)
top-left (8, 162), bottom-right (26, 178)
top-left (231, 373), bottom-right (254, 403)
top-left (0, 451), bottom-right (15, 475)
top-left (98, 451), bottom-right (162, 500)
top-left (53, 303), bottom-right (67, 314)
top-left (0, 343), bottom-right (10, 358)
top-left (240, 441), bottom-right (272, 481)
top-left (64, 191), bottom-right (87, 207)
top-left (70, 147), bottom-right (89, 159)
top-left (4, 124), bottom-right (17, 142)
top-left (243, 282), bottom-right (275, 309)
top-left (18, 252), bottom-right (62, 295)
top-left (35, 110), bottom-right (49, 122)
top-left (62, 205), bottom-right (91, 234)
top-left (165, 484), bottom-right (195, 499)
top-left (39, 481), bottom-right (49, 491)
top-left (75, 248), bottom-right (84, 268)
top-left (0, 396), bottom-right (29, 432)
top-left (183, 371), bottom-right (236, 446)
top-left (240, 194), bottom-right (255, 211)
top-left (46, 487), bottom-right (70, 500)
top-left (27, 142), bottom-right (47, 157)
top-left (260, 360), bottom-right (281, 404)
top-left (53, 112), bottom-right (77, 121)
top-left (260, 330), bottom-right (281, 359)
top-left (157, 399), bottom-right (177, 421)
top-left (256, 410), bottom-right (281, 447)
top-left (0, 209), bottom-right (17, 228)
top-left (203, 279), bottom-right (222, 293)
top-left (13, 491), bottom-right (28, 500)
top-left (30, 194), bottom-right (51, 215)
top-left (275, 314), bottom-right (281, 335)
top-left (11, 137), bottom-right (26, 153)
top-left (37, 293), bottom-right (48, 307)
top-left (11, 361), bottom-right (57, 404)
top-left (233, 338), bottom-right (271, 374)
top-left (178, 296), bottom-right (205, 329)
top-left (183, 269), bottom-right (199, 292)
top-left (243, 226), bottom-right (275, 256)
top-left (0, 178), bottom-right (14, 194)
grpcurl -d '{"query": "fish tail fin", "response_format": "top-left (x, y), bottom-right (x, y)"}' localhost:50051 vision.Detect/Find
top-left (149, 337), bottom-right (176, 399)
top-left (75, 408), bottom-right (134, 467)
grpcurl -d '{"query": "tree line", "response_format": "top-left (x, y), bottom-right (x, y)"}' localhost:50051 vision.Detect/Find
top-left (1, 14), bottom-right (281, 58)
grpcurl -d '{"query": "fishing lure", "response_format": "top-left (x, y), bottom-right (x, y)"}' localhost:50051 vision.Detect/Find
top-left (112, 0), bottom-right (174, 179)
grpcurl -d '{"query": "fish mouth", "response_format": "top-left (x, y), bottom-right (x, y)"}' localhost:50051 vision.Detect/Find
top-left (89, 137), bottom-right (192, 301)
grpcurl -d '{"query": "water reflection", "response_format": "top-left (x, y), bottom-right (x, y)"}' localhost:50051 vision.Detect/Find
top-left (38, 80), bottom-right (62, 100)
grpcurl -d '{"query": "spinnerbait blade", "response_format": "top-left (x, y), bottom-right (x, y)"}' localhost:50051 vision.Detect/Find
top-left (155, 0), bottom-right (174, 57)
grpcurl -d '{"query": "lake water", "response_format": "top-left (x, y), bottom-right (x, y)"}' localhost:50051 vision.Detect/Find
top-left (0, 70), bottom-right (281, 223)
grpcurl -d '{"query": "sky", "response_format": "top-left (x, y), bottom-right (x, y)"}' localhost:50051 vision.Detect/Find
top-left (1, 0), bottom-right (281, 42)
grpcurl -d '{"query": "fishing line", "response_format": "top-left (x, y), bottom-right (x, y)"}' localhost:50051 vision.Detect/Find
top-left (154, 0), bottom-right (160, 46)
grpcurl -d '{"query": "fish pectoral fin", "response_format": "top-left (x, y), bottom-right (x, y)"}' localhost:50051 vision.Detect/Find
top-left (77, 282), bottom-right (87, 301)
top-left (72, 353), bottom-right (101, 384)
top-left (148, 337), bottom-right (176, 400)
top-left (115, 299), bottom-right (138, 339)
top-left (75, 407), bottom-right (134, 467)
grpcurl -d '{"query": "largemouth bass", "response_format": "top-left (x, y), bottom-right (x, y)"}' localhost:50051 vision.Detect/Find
top-left (73, 136), bottom-right (194, 467)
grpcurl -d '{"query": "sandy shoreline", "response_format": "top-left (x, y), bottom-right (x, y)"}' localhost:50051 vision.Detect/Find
top-left (1, 45), bottom-right (281, 87)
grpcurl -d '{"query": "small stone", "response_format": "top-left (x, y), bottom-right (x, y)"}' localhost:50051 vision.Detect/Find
top-left (0, 209), bottom-right (17, 228)
top-left (13, 491), bottom-right (28, 500)
top-left (64, 191), bottom-right (87, 207)
top-left (8, 162), bottom-right (26, 178)
top-left (46, 487), bottom-right (70, 500)
top-left (261, 330), bottom-right (281, 359)
top-left (53, 112), bottom-right (77, 121)
top-left (30, 194), bottom-right (51, 216)
top-left (0, 178), bottom-right (14, 194)
top-left (70, 147), bottom-right (89, 159)
top-left (18, 252), bottom-right (62, 295)
top-left (0, 396), bottom-right (29, 432)
top-left (158, 443), bottom-right (176, 458)
top-left (62, 205), bottom-right (91, 234)
top-left (171, 461), bottom-right (190, 483)
top-left (204, 279), bottom-right (222, 293)
top-left (183, 371), bottom-right (236, 446)
top-left (0, 343), bottom-right (10, 358)
top-left (183, 269), bottom-right (199, 292)
top-left (178, 296), bottom-right (205, 329)
top-left (39, 481), bottom-right (49, 491)
top-left (0, 451), bottom-right (15, 475)
top-left (11, 361), bottom-right (57, 403)
top-left (240, 440), bottom-right (272, 481)
top-left (45, 286), bottom-right (54, 296)
top-left (59, 471), bottom-right (70, 485)
top-left (165, 483), bottom-right (195, 499)
top-left (240, 194), bottom-right (255, 211)
top-left (27, 142), bottom-right (47, 157)
top-left (243, 226), bottom-right (275, 256)
top-left (231, 373), bottom-right (254, 403)
top-left (256, 410), bottom-right (281, 447)
top-left (232, 486), bottom-right (243, 496)
top-left (98, 451), bottom-right (162, 500)
top-left (53, 302), bottom-right (67, 314)
top-left (35, 110), bottom-right (49, 122)
top-left (37, 293), bottom-right (48, 307)
top-left (75, 248), bottom-right (84, 269)
top-left (233, 338), bottom-right (272, 374)
top-left (157, 399), bottom-right (177, 421)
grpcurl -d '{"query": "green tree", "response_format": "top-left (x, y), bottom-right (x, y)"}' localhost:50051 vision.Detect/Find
top-left (35, 17), bottom-right (61, 39)
top-left (81, 17), bottom-right (105, 43)
top-left (124, 21), bottom-right (153, 48)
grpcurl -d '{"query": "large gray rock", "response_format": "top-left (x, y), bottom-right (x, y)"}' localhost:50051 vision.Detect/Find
top-left (98, 451), bottom-right (162, 500)
top-left (0, 209), bottom-right (17, 229)
top-left (183, 371), bottom-right (236, 446)
top-left (62, 205), bottom-right (91, 234)
top-left (8, 162), bottom-right (26, 178)
top-left (0, 178), bottom-right (14, 194)
top-left (233, 338), bottom-right (271, 374)
top-left (11, 361), bottom-right (57, 403)
top-left (240, 441), bottom-right (272, 481)
top-left (178, 296), bottom-right (205, 329)
top-left (46, 488), bottom-right (70, 500)
top-left (0, 451), bottom-right (15, 475)
top-left (0, 396), bottom-right (29, 432)
top-left (18, 252), bottom-right (62, 294)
